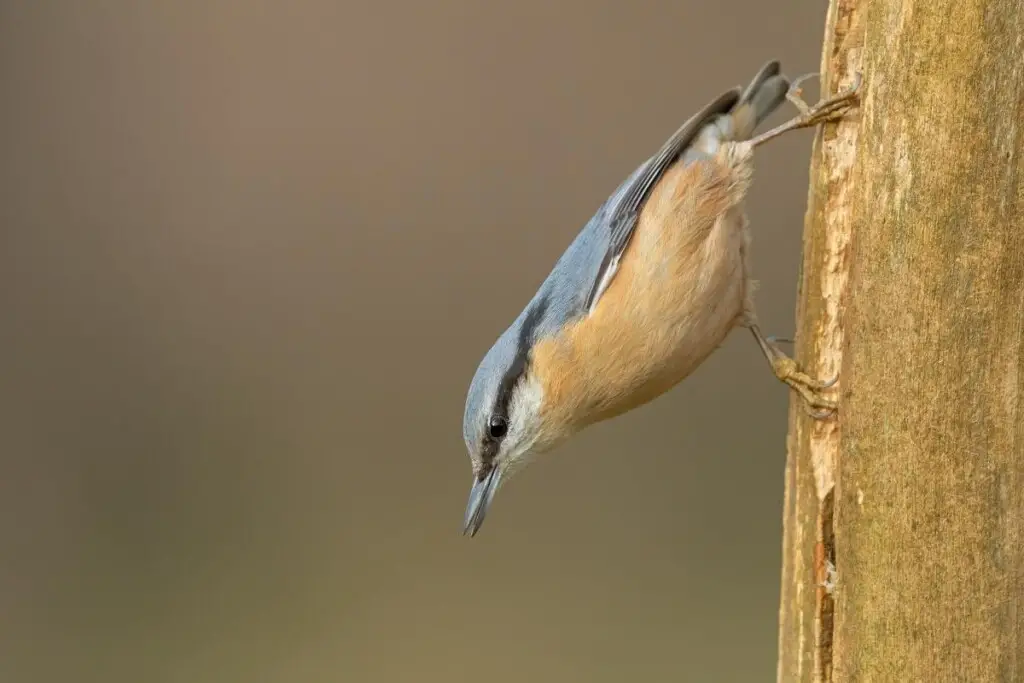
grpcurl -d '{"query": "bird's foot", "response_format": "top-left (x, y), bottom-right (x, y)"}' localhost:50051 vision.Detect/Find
top-left (749, 72), bottom-right (862, 148)
top-left (786, 71), bottom-right (862, 125)
top-left (750, 326), bottom-right (838, 420)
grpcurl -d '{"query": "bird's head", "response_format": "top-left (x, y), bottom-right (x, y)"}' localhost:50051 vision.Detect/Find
top-left (461, 299), bottom-right (578, 536)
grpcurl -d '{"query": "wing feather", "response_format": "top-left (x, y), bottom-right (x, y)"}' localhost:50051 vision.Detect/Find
top-left (582, 88), bottom-right (742, 314)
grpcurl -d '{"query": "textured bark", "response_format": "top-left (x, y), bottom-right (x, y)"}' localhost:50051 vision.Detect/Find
top-left (778, 0), bottom-right (1024, 681)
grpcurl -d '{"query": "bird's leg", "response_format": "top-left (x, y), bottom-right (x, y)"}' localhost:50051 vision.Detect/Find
top-left (748, 72), bottom-right (862, 149)
top-left (749, 324), bottom-right (838, 419)
top-left (766, 335), bottom-right (794, 345)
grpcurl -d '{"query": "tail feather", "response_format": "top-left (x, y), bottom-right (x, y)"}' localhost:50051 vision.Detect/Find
top-left (739, 61), bottom-right (784, 108)
top-left (684, 60), bottom-right (792, 160)
top-left (730, 60), bottom-right (791, 139)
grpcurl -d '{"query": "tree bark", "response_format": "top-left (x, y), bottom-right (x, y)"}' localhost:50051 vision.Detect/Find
top-left (777, 0), bottom-right (1024, 681)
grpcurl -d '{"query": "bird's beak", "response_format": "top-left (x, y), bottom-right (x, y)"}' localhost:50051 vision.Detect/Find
top-left (463, 466), bottom-right (502, 537)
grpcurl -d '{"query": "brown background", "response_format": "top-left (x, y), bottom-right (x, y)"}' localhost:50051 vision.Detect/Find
top-left (0, 2), bottom-right (827, 681)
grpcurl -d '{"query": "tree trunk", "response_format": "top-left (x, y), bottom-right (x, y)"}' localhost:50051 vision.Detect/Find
top-left (777, 0), bottom-right (1024, 680)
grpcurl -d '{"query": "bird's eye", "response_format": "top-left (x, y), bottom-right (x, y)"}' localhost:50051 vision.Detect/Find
top-left (487, 415), bottom-right (508, 439)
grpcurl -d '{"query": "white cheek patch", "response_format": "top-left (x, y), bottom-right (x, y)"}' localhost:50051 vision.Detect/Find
top-left (498, 377), bottom-right (545, 471)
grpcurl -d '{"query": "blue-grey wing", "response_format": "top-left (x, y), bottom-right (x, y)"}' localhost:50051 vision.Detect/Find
top-left (581, 88), bottom-right (743, 314)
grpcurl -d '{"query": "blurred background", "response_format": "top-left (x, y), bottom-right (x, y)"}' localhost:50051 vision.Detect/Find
top-left (0, 2), bottom-right (828, 681)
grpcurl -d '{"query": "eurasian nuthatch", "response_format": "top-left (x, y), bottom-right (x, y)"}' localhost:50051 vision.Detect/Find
top-left (461, 60), bottom-right (860, 536)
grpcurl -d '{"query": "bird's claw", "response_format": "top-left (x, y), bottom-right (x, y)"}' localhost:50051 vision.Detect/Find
top-left (771, 356), bottom-right (839, 420)
top-left (785, 72), bottom-right (822, 114)
top-left (787, 71), bottom-right (862, 127)
top-left (748, 72), bottom-right (862, 149)
top-left (806, 405), bottom-right (836, 420)
top-left (763, 335), bottom-right (839, 389)
top-left (751, 326), bottom-right (839, 421)
top-left (818, 373), bottom-right (840, 390)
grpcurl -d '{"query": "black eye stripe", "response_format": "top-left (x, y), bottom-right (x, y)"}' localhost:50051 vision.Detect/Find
top-left (480, 296), bottom-right (550, 465)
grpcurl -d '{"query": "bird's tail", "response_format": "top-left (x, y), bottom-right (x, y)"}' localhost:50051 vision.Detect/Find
top-left (722, 61), bottom-right (791, 142)
top-left (684, 61), bottom-right (792, 161)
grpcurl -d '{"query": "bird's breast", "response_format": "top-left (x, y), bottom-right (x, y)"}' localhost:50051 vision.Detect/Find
top-left (534, 153), bottom-right (753, 429)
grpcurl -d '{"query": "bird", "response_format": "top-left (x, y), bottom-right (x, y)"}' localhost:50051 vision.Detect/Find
top-left (461, 60), bottom-right (860, 536)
